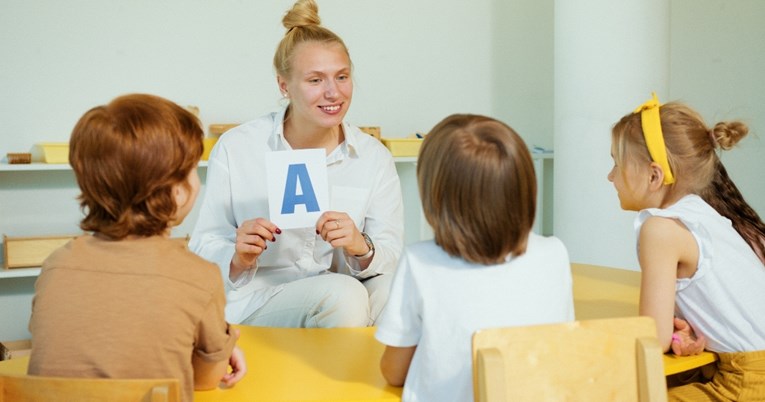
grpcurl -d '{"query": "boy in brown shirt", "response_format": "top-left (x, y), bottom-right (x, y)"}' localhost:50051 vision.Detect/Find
top-left (28, 94), bottom-right (246, 402)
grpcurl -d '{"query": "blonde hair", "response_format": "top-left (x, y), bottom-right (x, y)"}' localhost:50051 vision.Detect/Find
top-left (612, 101), bottom-right (765, 263)
top-left (273, 0), bottom-right (350, 79)
top-left (417, 114), bottom-right (536, 265)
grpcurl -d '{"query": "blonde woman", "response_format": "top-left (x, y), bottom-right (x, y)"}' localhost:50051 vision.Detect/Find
top-left (191, 0), bottom-right (403, 328)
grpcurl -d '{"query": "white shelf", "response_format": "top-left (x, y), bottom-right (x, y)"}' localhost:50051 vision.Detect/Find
top-left (0, 267), bottom-right (41, 279)
top-left (0, 161), bottom-right (210, 171)
top-left (1, 154), bottom-right (551, 171)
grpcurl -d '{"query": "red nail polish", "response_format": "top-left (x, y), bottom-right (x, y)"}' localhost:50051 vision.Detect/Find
top-left (316, 230), bottom-right (320, 235)
top-left (275, 228), bottom-right (282, 234)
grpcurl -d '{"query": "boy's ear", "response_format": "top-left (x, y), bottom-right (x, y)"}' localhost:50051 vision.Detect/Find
top-left (173, 183), bottom-right (190, 209)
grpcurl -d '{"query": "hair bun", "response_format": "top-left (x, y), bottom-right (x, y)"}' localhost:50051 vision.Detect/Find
top-left (283, 0), bottom-right (321, 31)
top-left (711, 121), bottom-right (748, 150)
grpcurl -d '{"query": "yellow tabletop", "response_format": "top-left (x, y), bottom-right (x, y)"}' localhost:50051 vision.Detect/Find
top-left (572, 263), bottom-right (718, 376)
top-left (0, 264), bottom-right (718, 396)
top-left (0, 326), bottom-right (401, 402)
top-left (196, 325), bottom-right (402, 402)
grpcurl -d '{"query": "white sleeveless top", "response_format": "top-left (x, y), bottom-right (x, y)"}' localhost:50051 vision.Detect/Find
top-left (636, 194), bottom-right (765, 352)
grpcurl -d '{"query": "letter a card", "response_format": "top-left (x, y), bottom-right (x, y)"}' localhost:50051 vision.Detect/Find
top-left (265, 149), bottom-right (329, 229)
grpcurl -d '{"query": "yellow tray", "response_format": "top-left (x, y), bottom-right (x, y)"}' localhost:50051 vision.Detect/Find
top-left (32, 142), bottom-right (69, 164)
top-left (381, 138), bottom-right (423, 157)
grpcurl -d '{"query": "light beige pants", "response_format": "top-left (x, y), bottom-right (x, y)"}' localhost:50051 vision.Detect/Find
top-left (240, 272), bottom-right (392, 328)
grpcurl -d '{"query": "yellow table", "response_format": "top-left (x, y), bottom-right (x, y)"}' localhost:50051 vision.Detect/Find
top-left (0, 264), bottom-right (717, 397)
top-left (572, 263), bottom-right (718, 376)
top-left (0, 326), bottom-right (402, 402)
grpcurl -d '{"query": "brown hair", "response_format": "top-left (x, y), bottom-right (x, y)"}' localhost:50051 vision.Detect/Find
top-left (273, 0), bottom-right (351, 79)
top-left (69, 94), bottom-right (204, 239)
top-left (612, 102), bottom-right (765, 263)
top-left (417, 114), bottom-right (536, 265)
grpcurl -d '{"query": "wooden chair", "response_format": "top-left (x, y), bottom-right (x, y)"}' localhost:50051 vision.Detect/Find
top-left (0, 374), bottom-right (180, 402)
top-left (472, 316), bottom-right (667, 402)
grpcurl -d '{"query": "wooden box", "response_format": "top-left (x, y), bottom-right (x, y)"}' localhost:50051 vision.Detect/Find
top-left (381, 138), bottom-right (423, 157)
top-left (31, 142), bottom-right (69, 164)
top-left (3, 235), bottom-right (77, 269)
top-left (202, 138), bottom-right (218, 161)
top-left (358, 126), bottom-right (381, 140)
top-left (0, 339), bottom-right (32, 361)
top-left (208, 123), bottom-right (240, 137)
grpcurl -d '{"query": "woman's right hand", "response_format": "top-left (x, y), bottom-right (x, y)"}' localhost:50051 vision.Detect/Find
top-left (230, 217), bottom-right (280, 280)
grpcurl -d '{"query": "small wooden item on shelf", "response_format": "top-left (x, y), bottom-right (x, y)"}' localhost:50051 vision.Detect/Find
top-left (358, 126), bottom-right (381, 140)
top-left (381, 137), bottom-right (424, 157)
top-left (0, 339), bottom-right (32, 361)
top-left (208, 123), bottom-right (240, 137)
top-left (6, 153), bottom-right (32, 164)
top-left (3, 234), bottom-right (78, 269)
top-left (31, 143), bottom-right (69, 164)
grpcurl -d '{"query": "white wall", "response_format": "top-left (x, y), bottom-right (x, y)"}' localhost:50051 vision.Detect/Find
top-left (0, 0), bottom-right (494, 155)
top-left (669, 0), bottom-right (765, 218)
top-left (551, 0), bottom-right (765, 270)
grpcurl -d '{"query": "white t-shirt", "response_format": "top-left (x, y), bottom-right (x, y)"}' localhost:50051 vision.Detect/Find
top-left (636, 194), bottom-right (765, 353)
top-left (375, 233), bottom-right (574, 402)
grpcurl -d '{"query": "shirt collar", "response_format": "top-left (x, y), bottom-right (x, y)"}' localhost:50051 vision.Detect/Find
top-left (267, 105), bottom-right (361, 161)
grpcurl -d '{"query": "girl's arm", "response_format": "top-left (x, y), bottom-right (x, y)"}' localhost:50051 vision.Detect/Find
top-left (380, 345), bottom-right (416, 387)
top-left (637, 216), bottom-right (697, 352)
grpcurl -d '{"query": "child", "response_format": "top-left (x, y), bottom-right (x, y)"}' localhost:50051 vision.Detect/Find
top-left (375, 114), bottom-right (574, 402)
top-left (28, 94), bottom-right (246, 402)
top-left (608, 93), bottom-right (765, 401)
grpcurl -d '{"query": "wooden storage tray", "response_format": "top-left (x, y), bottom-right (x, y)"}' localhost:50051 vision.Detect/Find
top-left (3, 235), bottom-right (78, 269)
top-left (381, 137), bottom-right (423, 157)
top-left (0, 339), bottom-right (32, 361)
top-left (31, 142), bottom-right (69, 164)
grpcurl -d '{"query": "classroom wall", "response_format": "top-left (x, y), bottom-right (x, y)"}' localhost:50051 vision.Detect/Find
top-left (552, 0), bottom-right (765, 270)
top-left (0, 0), bottom-right (496, 156)
top-left (669, 0), bottom-right (765, 223)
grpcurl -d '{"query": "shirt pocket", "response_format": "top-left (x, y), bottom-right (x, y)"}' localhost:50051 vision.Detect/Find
top-left (330, 185), bottom-right (371, 230)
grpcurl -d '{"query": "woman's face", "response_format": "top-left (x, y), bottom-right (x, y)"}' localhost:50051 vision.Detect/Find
top-left (279, 41), bottom-right (353, 132)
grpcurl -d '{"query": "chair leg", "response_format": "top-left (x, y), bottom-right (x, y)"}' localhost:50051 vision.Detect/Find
top-left (150, 385), bottom-right (170, 402)
top-left (476, 347), bottom-right (507, 402)
top-left (637, 337), bottom-right (668, 402)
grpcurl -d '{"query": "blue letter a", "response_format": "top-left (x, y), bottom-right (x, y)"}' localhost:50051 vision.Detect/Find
top-left (281, 163), bottom-right (320, 214)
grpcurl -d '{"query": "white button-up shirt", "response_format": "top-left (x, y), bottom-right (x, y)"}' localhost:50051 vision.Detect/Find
top-left (190, 106), bottom-right (404, 323)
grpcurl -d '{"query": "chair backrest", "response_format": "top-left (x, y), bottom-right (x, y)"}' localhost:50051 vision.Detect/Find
top-left (0, 374), bottom-right (180, 402)
top-left (472, 316), bottom-right (667, 402)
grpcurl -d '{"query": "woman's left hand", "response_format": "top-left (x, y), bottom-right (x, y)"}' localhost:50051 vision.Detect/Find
top-left (316, 211), bottom-right (369, 256)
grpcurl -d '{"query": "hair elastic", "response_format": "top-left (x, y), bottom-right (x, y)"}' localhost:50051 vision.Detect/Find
top-left (633, 92), bottom-right (675, 185)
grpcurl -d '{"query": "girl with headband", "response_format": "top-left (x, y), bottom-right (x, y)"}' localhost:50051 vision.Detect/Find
top-left (608, 94), bottom-right (765, 400)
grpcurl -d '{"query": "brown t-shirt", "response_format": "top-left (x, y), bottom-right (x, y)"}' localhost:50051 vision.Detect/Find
top-left (28, 235), bottom-right (236, 402)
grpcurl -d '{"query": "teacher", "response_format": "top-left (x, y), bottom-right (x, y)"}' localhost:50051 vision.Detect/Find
top-left (190, 0), bottom-right (404, 328)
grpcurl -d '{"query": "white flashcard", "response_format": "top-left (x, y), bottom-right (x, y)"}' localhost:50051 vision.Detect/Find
top-left (265, 149), bottom-right (328, 229)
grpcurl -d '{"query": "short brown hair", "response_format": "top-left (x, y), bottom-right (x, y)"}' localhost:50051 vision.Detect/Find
top-left (69, 94), bottom-right (203, 239)
top-left (417, 114), bottom-right (536, 265)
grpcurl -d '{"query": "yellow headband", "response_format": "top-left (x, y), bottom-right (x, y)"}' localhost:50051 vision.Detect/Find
top-left (633, 92), bottom-right (675, 185)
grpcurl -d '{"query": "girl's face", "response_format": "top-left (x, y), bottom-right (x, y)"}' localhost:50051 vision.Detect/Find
top-left (278, 41), bottom-right (352, 133)
top-left (607, 148), bottom-right (652, 212)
